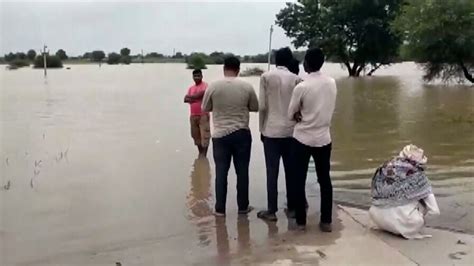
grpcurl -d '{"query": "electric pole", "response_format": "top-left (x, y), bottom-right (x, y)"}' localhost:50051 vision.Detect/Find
top-left (43, 45), bottom-right (48, 77)
top-left (267, 25), bottom-right (274, 71)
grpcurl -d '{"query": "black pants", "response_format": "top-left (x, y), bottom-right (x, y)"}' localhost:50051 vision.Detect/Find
top-left (213, 129), bottom-right (252, 213)
top-left (262, 136), bottom-right (295, 214)
top-left (293, 140), bottom-right (333, 225)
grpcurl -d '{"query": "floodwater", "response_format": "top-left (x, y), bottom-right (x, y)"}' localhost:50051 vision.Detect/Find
top-left (1, 62), bottom-right (473, 265)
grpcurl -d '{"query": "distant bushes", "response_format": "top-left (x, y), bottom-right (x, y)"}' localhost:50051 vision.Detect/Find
top-left (106, 48), bottom-right (132, 65)
top-left (33, 55), bottom-right (63, 68)
top-left (107, 53), bottom-right (121, 64)
top-left (120, 55), bottom-right (131, 65)
top-left (8, 59), bottom-right (30, 69)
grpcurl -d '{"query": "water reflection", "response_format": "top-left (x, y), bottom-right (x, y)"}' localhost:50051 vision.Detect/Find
top-left (237, 215), bottom-right (251, 253)
top-left (214, 215), bottom-right (252, 265)
top-left (263, 220), bottom-right (279, 238)
top-left (186, 157), bottom-right (213, 247)
top-left (214, 218), bottom-right (229, 265)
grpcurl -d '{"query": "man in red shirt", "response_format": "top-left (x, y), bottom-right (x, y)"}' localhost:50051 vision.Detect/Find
top-left (184, 69), bottom-right (210, 156)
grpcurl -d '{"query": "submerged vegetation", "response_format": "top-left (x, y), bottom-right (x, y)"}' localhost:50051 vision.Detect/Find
top-left (240, 67), bottom-right (265, 77)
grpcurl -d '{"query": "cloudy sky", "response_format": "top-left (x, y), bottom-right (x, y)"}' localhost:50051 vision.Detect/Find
top-left (0, 0), bottom-right (297, 56)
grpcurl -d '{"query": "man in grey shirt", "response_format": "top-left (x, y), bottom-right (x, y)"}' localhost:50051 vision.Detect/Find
top-left (202, 56), bottom-right (259, 217)
top-left (257, 48), bottom-right (302, 222)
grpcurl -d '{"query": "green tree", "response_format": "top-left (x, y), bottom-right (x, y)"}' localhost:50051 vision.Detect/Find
top-left (186, 54), bottom-right (207, 69)
top-left (393, 0), bottom-right (474, 83)
top-left (107, 52), bottom-right (121, 64)
top-left (91, 50), bottom-right (106, 63)
top-left (276, 0), bottom-right (402, 77)
top-left (33, 55), bottom-right (63, 68)
top-left (4, 53), bottom-right (16, 62)
top-left (146, 52), bottom-right (164, 58)
top-left (83, 52), bottom-right (92, 59)
top-left (56, 49), bottom-right (68, 60)
top-left (8, 59), bottom-right (30, 68)
top-left (27, 49), bottom-right (37, 61)
top-left (120, 48), bottom-right (131, 57)
top-left (16, 52), bottom-right (27, 60)
top-left (173, 52), bottom-right (184, 59)
top-left (120, 55), bottom-right (132, 65)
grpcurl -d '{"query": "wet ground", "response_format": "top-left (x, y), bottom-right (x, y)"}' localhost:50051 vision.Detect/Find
top-left (1, 62), bottom-right (473, 264)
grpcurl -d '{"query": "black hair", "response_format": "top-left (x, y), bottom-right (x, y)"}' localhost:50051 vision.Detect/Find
top-left (304, 48), bottom-right (325, 71)
top-left (288, 59), bottom-right (300, 75)
top-left (223, 56), bottom-right (240, 71)
top-left (275, 47), bottom-right (293, 67)
top-left (192, 69), bottom-right (202, 75)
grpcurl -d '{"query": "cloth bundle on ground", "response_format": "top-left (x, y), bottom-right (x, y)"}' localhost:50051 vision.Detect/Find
top-left (369, 144), bottom-right (440, 239)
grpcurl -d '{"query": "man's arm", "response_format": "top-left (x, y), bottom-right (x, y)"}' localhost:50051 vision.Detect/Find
top-left (186, 90), bottom-right (205, 102)
top-left (259, 76), bottom-right (267, 112)
top-left (184, 87), bottom-right (192, 103)
top-left (201, 85), bottom-right (213, 112)
top-left (288, 85), bottom-right (303, 122)
top-left (259, 76), bottom-right (267, 132)
top-left (248, 85), bottom-right (259, 112)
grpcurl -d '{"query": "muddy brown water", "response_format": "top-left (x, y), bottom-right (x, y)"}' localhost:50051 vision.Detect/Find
top-left (1, 63), bottom-right (473, 264)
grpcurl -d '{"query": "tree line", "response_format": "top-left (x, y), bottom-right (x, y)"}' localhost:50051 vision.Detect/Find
top-left (2, 49), bottom-right (66, 68)
top-left (276, 0), bottom-right (473, 83)
top-left (1, 48), bottom-right (306, 69)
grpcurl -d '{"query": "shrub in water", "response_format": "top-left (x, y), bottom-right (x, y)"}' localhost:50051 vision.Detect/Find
top-left (107, 53), bottom-right (121, 65)
top-left (187, 54), bottom-right (207, 70)
top-left (33, 55), bottom-right (63, 68)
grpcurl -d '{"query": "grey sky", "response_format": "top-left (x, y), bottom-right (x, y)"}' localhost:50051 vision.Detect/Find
top-left (0, 0), bottom-right (297, 56)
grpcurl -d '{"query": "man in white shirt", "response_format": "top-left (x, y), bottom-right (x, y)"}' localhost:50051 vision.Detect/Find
top-left (202, 56), bottom-right (259, 217)
top-left (288, 48), bottom-right (337, 232)
top-left (257, 48), bottom-right (302, 222)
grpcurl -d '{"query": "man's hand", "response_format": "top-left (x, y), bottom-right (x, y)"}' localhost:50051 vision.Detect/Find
top-left (184, 95), bottom-right (194, 103)
top-left (293, 112), bottom-right (302, 123)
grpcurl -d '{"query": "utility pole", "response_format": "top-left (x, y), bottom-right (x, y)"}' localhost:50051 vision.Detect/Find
top-left (141, 49), bottom-right (144, 64)
top-left (42, 45), bottom-right (48, 77)
top-left (267, 25), bottom-right (274, 71)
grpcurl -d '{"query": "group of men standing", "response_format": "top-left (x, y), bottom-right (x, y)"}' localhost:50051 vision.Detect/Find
top-left (184, 47), bottom-right (337, 231)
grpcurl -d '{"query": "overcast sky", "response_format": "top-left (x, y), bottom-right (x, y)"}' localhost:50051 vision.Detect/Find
top-left (0, 0), bottom-right (297, 56)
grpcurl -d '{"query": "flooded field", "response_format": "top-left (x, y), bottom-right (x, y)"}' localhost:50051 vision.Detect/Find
top-left (1, 62), bottom-right (473, 264)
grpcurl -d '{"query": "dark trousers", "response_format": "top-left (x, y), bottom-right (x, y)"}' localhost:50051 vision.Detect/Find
top-left (293, 140), bottom-right (333, 225)
top-left (213, 129), bottom-right (252, 213)
top-left (262, 136), bottom-right (295, 213)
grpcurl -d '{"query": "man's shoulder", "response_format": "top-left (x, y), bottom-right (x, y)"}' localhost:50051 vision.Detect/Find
top-left (295, 79), bottom-right (310, 90)
top-left (319, 73), bottom-right (336, 84)
top-left (233, 78), bottom-right (253, 90)
top-left (209, 78), bottom-right (229, 86)
top-left (264, 69), bottom-right (297, 78)
top-left (307, 73), bottom-right (336, 88)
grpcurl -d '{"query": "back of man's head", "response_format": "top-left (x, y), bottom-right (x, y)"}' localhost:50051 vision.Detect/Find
top-left (275, 47), bottom-right (293, 67)
top-left (224, 56), bottom-right (240, 72)
top-left (304, 48), bottom-right (325, 72)
top-left (288, 59), bottom-right (300, 75)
